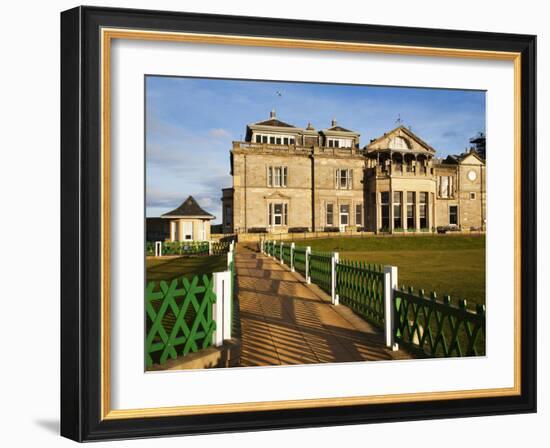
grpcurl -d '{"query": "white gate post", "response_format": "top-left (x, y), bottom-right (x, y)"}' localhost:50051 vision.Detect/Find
top-left (305, 246), bottom-right (311, 284)
top-left (227, 244), bottom-right (234, 269)
top-left (213, 270), bottom-right (232, 345)
top-left (331, 252), bottom-right (339, 305)
top-left (260, 237), bottom-right (264, 254)
top-left (154, 241), bottom-right (162, 257)
top-left (290, 242), bottom-right (295, 272)
top-left (208, 240), bottom-right (212, 256)
top-left (383, 265), bottom-right (399, 351)
top-left (280, 241), bottom-right (284, 264)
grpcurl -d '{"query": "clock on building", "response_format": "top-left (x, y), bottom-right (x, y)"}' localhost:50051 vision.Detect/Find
top-left (467, 170), bottom-right (477, 181)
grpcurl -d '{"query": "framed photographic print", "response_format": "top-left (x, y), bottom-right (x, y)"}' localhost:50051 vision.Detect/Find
top-left (60, 6), bottom-right (537, 442)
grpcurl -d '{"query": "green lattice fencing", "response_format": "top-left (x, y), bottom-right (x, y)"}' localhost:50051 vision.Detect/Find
top-left (293, 246), bottom-right (307, 276)
top-left (145, 274), bottom-right (217, 368)
top-left (162, 241), bottom-right (210, 256)
top-left (211, 240), bottom-right (231, 255)
top-left (282, 244), bottom-right (292, 265)
top-left (309, 251), bottom-right (332, 294)
top-left (146, 241), bottom-right (155, 256)
top-left (336, 260), bottom-right (385, 328)
top-left (393, 287), bottom-right (486, 357)
top-left (273, 243), bottom-right (282, 260)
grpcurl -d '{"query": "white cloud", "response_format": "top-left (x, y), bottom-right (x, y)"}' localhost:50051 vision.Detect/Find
top-left (208, 128), bottom-right (231, 139)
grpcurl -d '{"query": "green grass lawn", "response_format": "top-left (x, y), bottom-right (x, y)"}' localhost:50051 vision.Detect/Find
top-left (146, 255), bottom-right (228, 282)
top-left (301, 235), bottom-right (486, 307)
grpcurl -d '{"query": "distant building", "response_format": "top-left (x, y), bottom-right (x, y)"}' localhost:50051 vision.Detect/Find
top-left (221, 111), bottom-right (486, 234)
top-left (469, 132), bottom-right (486, 160)
top-left (160, 196), bottom-right (215, 241)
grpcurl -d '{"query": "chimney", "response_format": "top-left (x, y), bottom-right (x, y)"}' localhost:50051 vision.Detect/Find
top-left (270, 109), bottom-right (276, 119)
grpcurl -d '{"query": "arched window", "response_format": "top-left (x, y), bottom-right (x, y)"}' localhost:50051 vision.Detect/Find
top-left (389, 136), bottom-right (411, 150)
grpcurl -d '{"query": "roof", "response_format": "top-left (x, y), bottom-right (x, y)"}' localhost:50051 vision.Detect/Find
top-left (326, 125), bottom-right (354, 133)
top-left (443, 149), bottom-right (485, 165)
top-left (162, 196), bottom-right (215, 219)
top-left (253, 118), bottom-right (296, 128)
top-left (366, 125), bottom-right (436, 153)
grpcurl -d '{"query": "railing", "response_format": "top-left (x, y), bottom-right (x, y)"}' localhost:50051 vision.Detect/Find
top-left (146, 239), bottom-right (234, 257)
top-left (260, 239), bottom-right (486, 358)
top-left (393, 287), bottom-right (486, 357)
top-left (282, 244), bottom-right (292, 265)
top-left (293, 246), bottom-right (307, 276)
top-left (145, 274), bottom-right (217, 367)
top-left (308, 251), bottom-right (332, 294)
top-left (336, 260), bottom-right (385, 328)
top-left (145, 243), bottom-right (235, 368)
top-left (162, 241), bottom-right (209, 255)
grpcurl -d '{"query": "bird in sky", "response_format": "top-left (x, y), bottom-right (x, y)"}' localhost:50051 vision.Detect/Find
top-left (275, 91), bottom-right (283, 97)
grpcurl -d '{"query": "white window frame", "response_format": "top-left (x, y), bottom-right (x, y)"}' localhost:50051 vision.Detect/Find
top-left (269, 202), bottom-right (288, 227)
top-left (268, 166), bottom-right (288, 187)
top-left (355, 203), bottom-right (362, 226)
top-left (336, 168), bottom-right (353, 189)
top-left (339, 204), bottom-right (350, 226)
top-left (326, 203), bottom-right (334, 226)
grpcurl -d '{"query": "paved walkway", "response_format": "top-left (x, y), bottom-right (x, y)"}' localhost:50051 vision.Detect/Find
top-left (235, 245), bottom-right (411, 367)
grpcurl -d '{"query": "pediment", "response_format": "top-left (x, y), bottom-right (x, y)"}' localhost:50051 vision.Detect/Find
top-left (366, 126), bottom-right (436, 154)
top-left (264, 191), bottom-right (291, 200)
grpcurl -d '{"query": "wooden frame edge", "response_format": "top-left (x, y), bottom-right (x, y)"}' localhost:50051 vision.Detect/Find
top-left (99, 27), bottom-right (524, 421)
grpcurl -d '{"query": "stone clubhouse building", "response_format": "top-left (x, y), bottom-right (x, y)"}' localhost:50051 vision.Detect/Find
top-left (221, 111), bottom-right (486, 235)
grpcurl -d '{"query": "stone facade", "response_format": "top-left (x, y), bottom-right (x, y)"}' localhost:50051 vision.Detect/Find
top-left (222, 112), bottom-right (486, 234)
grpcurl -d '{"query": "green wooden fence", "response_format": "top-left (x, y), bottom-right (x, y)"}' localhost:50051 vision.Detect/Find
top-left (393, 287), bottom-right (486, 357)
top-left (262, 240), bottom-right (486, 359)
top-left (145, 275), bottom-right (217, 367)
top-left (336, 260), bottom-right (385, 327)
top-left (308, 251), bottom-right (332, 294)
top-left (293, 246), bottom-right (307, 276)
top-left (282, 244), bottom-right (292, 265)
top-left (162, 241), bottom-right (209, 255)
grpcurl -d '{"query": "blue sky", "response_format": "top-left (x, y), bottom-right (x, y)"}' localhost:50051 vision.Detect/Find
top-left (146, 76), bottom-right (485, 222)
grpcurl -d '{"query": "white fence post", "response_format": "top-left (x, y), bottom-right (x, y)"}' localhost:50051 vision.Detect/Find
top-left (280, 241), bottom-right (284, 264)
top-left (213, 270), bottom-right (232, 345)
top-left (331, 252), bottom-right (339, 305)
top-left (227, 244), bottom-right (234, 269)
top-left (290, 242), bottom-right (295, 272)
top-left (208, 240), bottom-right (212, 256)
top-left (305, 246), bottom-right (311, 284)
top-left (154, 241), bottom-right (162, 257)
top-left (260, 237), bottom-right (264, 254)
top-left (383, 265), bottom-right (399, 351)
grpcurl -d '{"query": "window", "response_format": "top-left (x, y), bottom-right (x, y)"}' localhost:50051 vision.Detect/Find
top-left (438, 176), bottom-right (454, 198)
top-left (289, 138), bottom-right (295, 145)
top-left (269, 203), bottom-right (288, 227)
top-left (340, 204), bottom-right (349, 226)
top-left (269, 136), bottom-right (275, 144)
top-left (183, 222), bottom-right (193, 240)
top-left (381, 192), bottom-right (390, 231)
top-left (224, 206), bottom-right (232, 226)
top-left (283, 137), bottom-right (289, 145)
top-left (406, 192), bottom-right (415, 229)
top-left (267, 166), bottom-right (288, 187)
top-left (262, 135), bottom-right (268, 144)
top-left (419, 192), bottom-right (428, 229)
top-left (326, 203), bottom-right (334, 226)
top-left (255, 135), bottom-right (262, 143)
top-left (470, 192), bottom-right (477, 200)
top-left (276, 137), bottom-right (281, 144)
top-left (393, 192), bottom-right (402, 229)
top-left (336, 169), bottom-right (353, 189)
top-left (355, 203), bottom-right (362, 226)
top-left (449, 205), bottom-right (458, 225)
